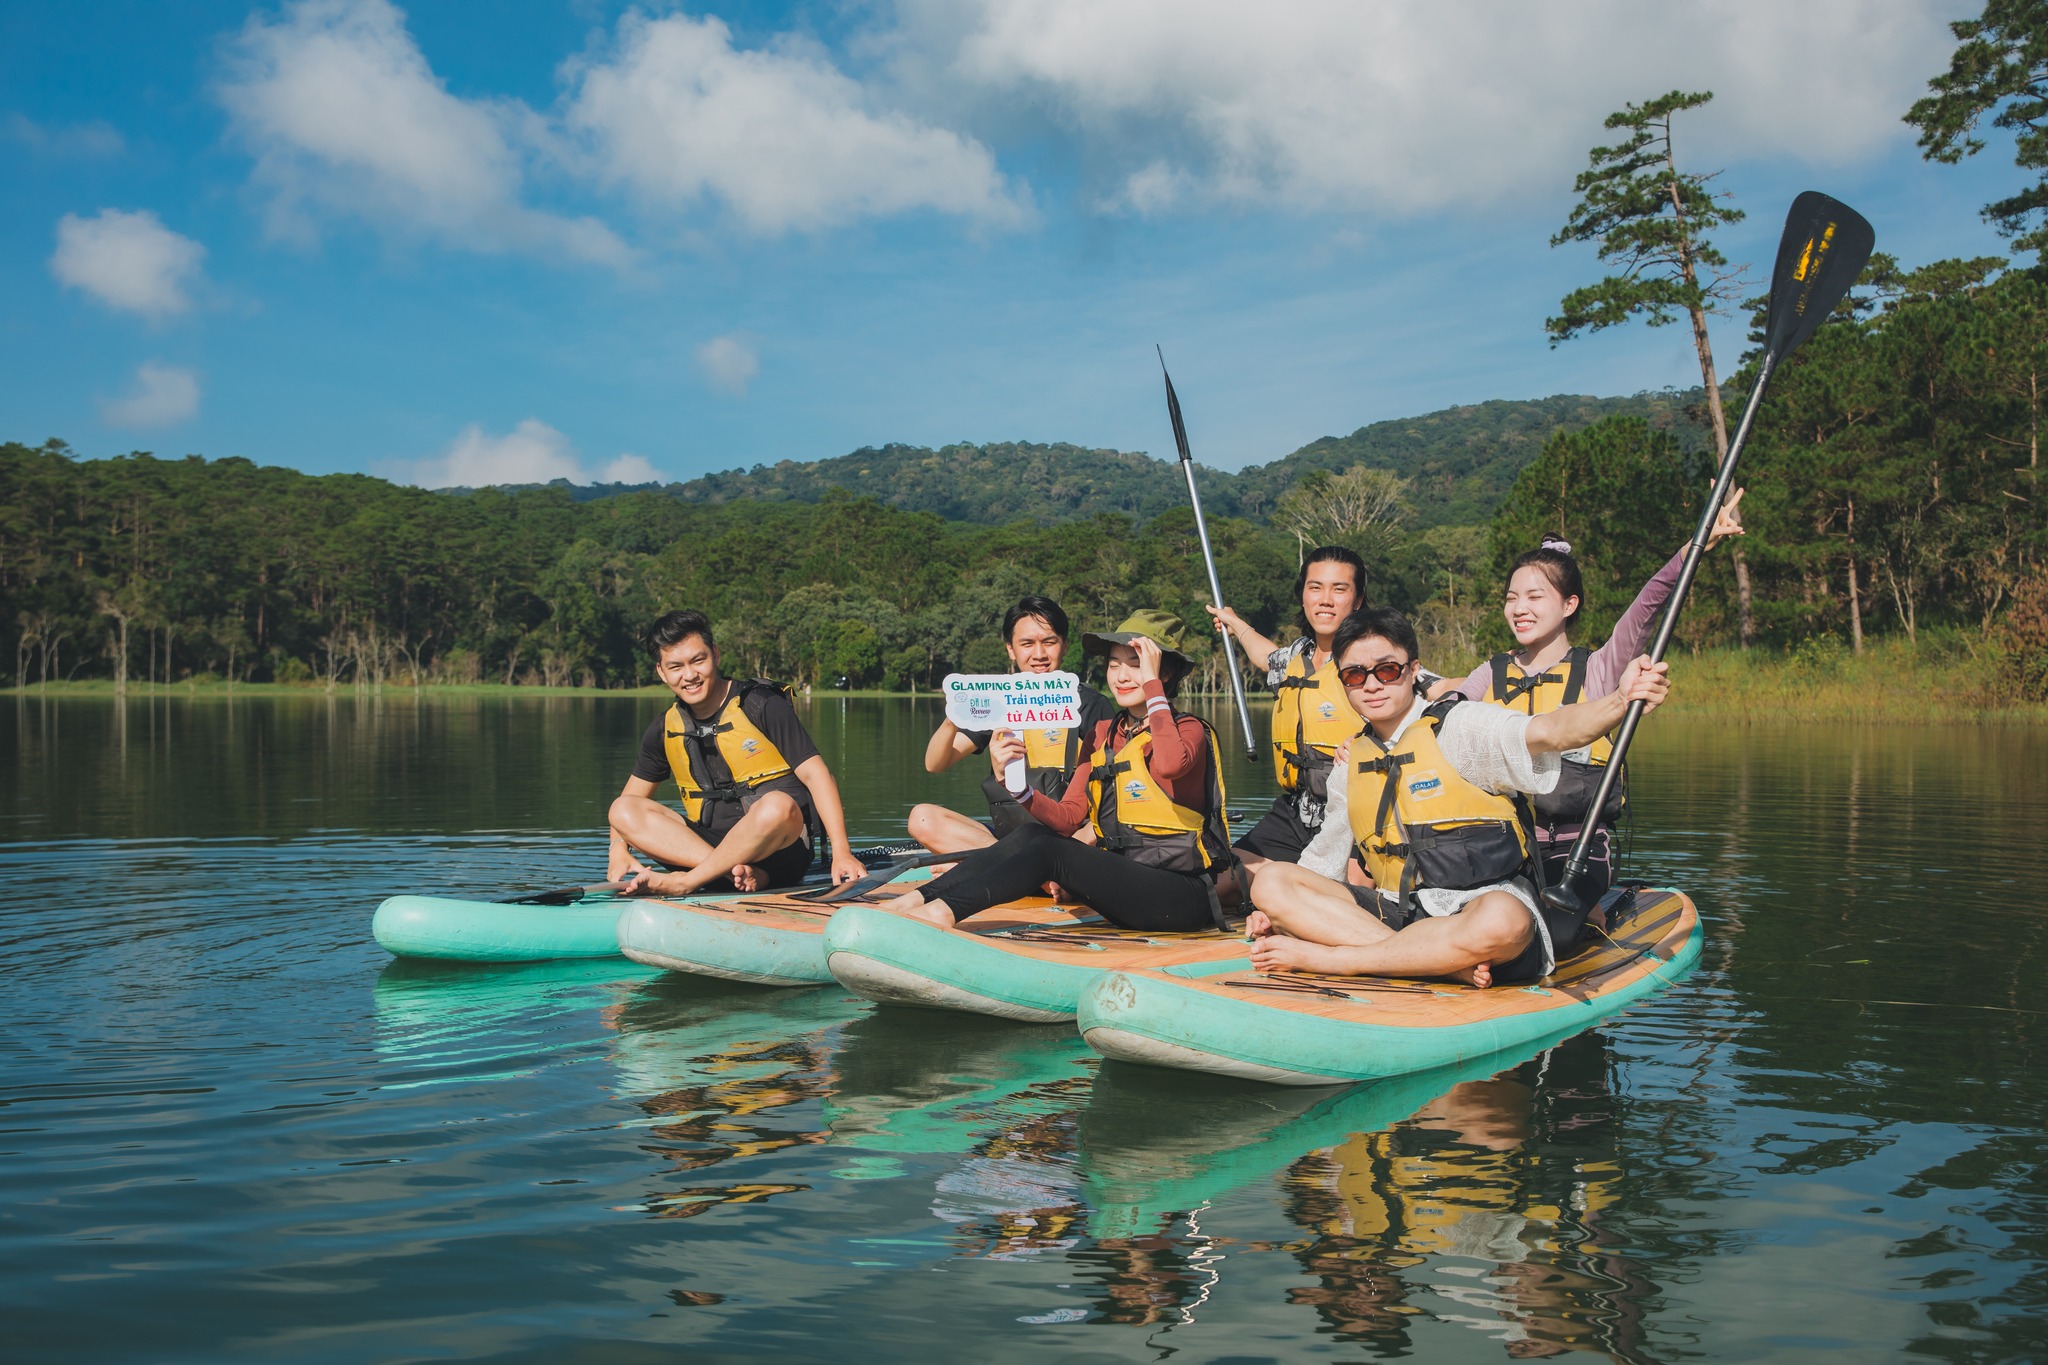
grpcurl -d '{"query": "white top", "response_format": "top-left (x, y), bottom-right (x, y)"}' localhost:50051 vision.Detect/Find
top-left (1298, 692), bottom-right (1560, 915)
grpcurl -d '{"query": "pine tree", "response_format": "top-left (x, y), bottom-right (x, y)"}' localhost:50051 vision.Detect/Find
top-left (1908, 0), bottom-right (2048, 257)
top-left (1548, 89), bottom-right (1758, 643)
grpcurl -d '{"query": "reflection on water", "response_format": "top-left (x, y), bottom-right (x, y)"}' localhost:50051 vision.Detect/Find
top-left (6, 695), bottom-right (2048, 1361)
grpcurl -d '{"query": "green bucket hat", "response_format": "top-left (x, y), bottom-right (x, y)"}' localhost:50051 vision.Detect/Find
top-left (1082, 609), bottom-right (1195, 674)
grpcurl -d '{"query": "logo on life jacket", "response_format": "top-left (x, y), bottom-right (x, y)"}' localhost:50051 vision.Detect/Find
top-left (741, 738), bottom-right (761, 755)
top-left (1317, 700), bottom-right (1338, 720)
top-left (1042, 729), bottom-right (1062, 743)
top-left (1407, 771), bottom-right (1443, 800)
top-left (1124, 778), bottom-right (1147, 802)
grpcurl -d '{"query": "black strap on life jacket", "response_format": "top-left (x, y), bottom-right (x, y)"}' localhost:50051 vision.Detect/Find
top-left (1491, 647), bottom-right (1593, 712)
top-left (673, 680), bottom-right (823, 853)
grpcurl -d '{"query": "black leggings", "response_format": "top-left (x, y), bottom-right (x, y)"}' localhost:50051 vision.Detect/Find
top-left (919, 823), bottom-right (1223, 932)
top-left (1537, 828), bottom-right (1612, 903)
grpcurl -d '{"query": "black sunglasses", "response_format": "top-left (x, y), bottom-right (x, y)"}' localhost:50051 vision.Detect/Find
top-left (1337, 661), bottom-right (1411, 688)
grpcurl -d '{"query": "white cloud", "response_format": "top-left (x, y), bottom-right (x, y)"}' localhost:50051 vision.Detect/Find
top-left (50, 209), bottom-right (206, 320)
top-left (408, 419), bottom-right (665, 487)
top-left (562, 11), bottom-right (1025, 232)
top-left (216, 0), bottom-right (627, 265)
top-left (883, 0), bottom-right (1962, 215)
top-left (101, 362), bottom-right (201, 428)
top-left (695, 333), bottom-right (759, 396)
top-left (601, 453), bottom-right (663, 484)
top-left (5, 114), bottom-right (125, 157)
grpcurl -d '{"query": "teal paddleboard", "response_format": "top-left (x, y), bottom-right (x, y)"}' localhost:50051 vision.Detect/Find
top-left (1077, 887), bottom-right (1701, 1086)
top-left (372, 891), bottom-right (633, 962)
top-left (822, 900), bottom-right (1247, 1024)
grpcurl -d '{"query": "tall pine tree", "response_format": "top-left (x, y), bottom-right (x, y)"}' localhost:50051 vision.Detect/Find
top-left (1548, 89), bottom-right (1758, 643)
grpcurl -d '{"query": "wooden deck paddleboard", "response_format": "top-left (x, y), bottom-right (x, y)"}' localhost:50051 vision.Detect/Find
top-left (1077, 885), bottom-right (1701, 1085)
top-left (823, 900), bottom-right (1251, 1024)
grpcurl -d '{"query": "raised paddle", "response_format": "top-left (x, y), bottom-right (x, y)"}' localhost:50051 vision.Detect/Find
top-left (1542, 190), bottom-right (1875, 928)
top-left (1157, 347), bottom-right (1261, 760)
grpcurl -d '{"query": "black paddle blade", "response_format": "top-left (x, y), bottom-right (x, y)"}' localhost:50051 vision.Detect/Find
top-left (1764, 191), bottom-right (1875, 360)
top-left (1156, 345), bottom-right (1195, 465)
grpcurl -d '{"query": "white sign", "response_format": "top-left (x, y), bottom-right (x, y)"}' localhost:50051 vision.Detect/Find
top-left (942, 671), bottom-right (1083, 795)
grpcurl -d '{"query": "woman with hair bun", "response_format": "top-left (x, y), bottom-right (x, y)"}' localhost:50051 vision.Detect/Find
top-left (1432, 492), bottom-right (1747, 902)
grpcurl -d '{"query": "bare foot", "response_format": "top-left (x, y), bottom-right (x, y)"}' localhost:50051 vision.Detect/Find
top-left (873, 889), bottom-right (954, 928)
top-left (1244, 910), bottom-right (1273, 938)
top-left (875, 892), bottom-right (956, 929)
top-left (730, 863), bottom-right (762, 893)
top-left (622, 869), bottom-right (692, 898)
top-left (1249, 933), bottom-right (1355, 975)
top-left (1449, 960), bottom-right (1495, 989)
top-left (1041, 881), bottom-right (1067, 902)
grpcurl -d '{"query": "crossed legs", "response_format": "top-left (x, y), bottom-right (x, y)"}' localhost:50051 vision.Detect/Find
top-left (611, 790), bottom-right (805, 896)
top-left (1246, 861), bottom-right (1534, 988)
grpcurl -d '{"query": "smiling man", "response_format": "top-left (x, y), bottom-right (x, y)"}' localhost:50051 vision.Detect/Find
top-left (610, 610), bottom-right (865, 896)
top-left (1247, 606), bottom-right (1668, 988)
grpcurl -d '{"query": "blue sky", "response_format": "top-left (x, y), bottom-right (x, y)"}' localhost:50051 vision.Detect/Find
top-left (0, 0), bottom-right (2016, 486)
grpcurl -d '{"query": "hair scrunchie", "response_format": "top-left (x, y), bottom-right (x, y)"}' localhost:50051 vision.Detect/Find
top-left (1539, 534), bottom-right (1573, 555)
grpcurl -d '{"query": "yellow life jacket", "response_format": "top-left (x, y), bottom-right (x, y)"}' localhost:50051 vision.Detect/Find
top-left (1349, 697), bottom-right (1531, 915)
top-left (1485, 646), bottom-right (1626, 835)
top-left (1271, 647), bottom-right (1361, 798)
top-left (1017, 720), bottom-right (1086, 797)
top-left (661, 680), bottom-right (797, 828)
top-left (1086, 715), bottom-right (1233, 876)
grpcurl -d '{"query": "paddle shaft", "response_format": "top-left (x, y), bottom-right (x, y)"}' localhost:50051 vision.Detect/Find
top-left (1553, 349), bottom-right (1779, 886)
top-left (1179, 452), bottom-right (1261, 759)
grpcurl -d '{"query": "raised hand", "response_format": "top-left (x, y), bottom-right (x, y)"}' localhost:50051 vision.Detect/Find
top-left (1707, 485), bottom-right (1746, 549)
top-left (1130, 635), bottom-right (1164, 683)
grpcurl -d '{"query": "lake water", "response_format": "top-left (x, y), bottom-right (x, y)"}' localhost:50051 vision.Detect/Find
top-left (4, 693), bottom-right (2046, 1362)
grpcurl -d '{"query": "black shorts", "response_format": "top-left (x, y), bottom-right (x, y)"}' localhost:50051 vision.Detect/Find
top-left (662, 835), bottom-right (814, 893)
top-left (1234, 794), bottom-right (1318, 862)
top-left (1345, 884), bottom-right (1569, 987)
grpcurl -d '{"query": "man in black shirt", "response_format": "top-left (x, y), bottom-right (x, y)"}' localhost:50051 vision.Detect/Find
top-left (612, 610), bottom-right (865, 895)
top-left (907, 595), bottom-right (1118, 856)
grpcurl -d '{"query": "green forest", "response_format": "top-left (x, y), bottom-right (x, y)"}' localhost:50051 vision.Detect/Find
top-left (7, 11), bottom-right (2048, 704)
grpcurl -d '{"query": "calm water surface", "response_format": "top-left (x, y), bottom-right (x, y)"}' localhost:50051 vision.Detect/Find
top-left (4, 693), bottom-right (2045, 1363)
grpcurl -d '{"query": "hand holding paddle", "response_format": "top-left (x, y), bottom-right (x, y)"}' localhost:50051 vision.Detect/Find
top-left (1541, 191), bottom-right (1874, 930)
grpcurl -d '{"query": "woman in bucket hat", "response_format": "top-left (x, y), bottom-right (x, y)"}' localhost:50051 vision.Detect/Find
top-left (878, 610), bottom-right (1239, 932)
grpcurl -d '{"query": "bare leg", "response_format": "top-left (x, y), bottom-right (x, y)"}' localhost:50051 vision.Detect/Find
top-left (616, 792), bottom-right (807, 897)
top-left (1248, 879), bottom-right (1534, 988)
top-left (907, 803), bottom-right (997, 857)
top-left (610, 794), bottom-right (714, 871)
top-left (1250, 861), bottom-right (1397, 949)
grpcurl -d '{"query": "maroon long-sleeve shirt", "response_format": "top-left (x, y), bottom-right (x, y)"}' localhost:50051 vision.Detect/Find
top-left (1020, 680), bottom-right (1210, 834)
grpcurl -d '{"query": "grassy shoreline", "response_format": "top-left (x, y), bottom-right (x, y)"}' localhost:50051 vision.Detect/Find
top-left (7, 639), bottom-right (2043, 722)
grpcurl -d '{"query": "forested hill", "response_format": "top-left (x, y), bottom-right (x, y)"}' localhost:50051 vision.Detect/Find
top-left (668, 441), bottom-right (1181, 523)
top-left (603, 390), bottom-right (1704, 527)
top-left (1230, 390), bottom-right (1708, 528)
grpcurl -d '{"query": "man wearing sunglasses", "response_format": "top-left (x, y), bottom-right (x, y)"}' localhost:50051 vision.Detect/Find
top-left (1246, 606), bottom-right (1669, 988)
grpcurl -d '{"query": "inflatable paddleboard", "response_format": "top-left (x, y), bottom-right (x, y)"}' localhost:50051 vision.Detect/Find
top-left (373, 850), bottom-right (928, 963)
top-left (823, 900), bottom-right (1249, 1023)
top-left (1078, 885), bottom-right (1700, 1085)
top-left (372, 890), bottom-right (639, 962)
top-left (615, 866), bottom-right (937, 986)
